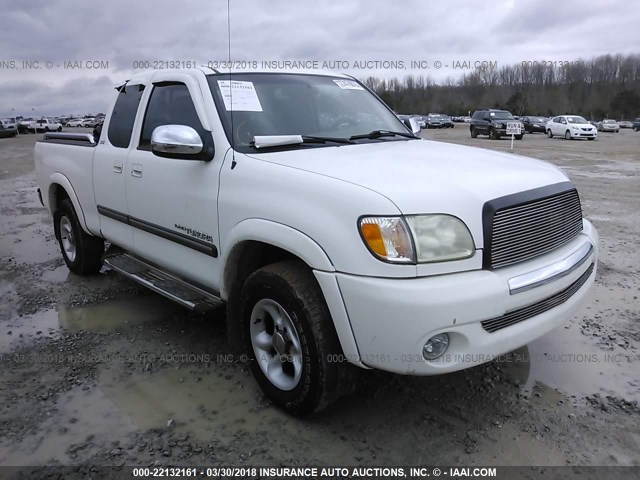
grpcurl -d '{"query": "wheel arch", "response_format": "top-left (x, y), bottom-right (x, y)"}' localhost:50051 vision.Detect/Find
top-left (47, 173), bottom-right (90, 233)
top-left (220, 220), bottom-right (363, 366)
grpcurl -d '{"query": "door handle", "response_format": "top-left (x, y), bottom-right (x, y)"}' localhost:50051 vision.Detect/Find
top-left (113, 161), bottom-right (123, 174)
top-left (131, 164), bottom-right (143, 178)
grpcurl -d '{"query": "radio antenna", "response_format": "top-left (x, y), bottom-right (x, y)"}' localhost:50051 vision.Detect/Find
top-left (227, 0), bottom-right (236, 168)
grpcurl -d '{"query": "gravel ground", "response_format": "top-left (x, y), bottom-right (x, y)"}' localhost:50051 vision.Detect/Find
top-left (0, 128), bottom-right (638, 470)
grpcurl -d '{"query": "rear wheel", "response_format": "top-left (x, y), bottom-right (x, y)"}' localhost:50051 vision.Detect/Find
top-left (54, 199), bottom-right (104, 275)
top-left (57, 126), bottom-right (62, 132)
top-left (470, 127), bottom-right (477, 138)
top-left (564, 130), bottom-right (572, 140)
top-left (240, 261), bottom-right (347, 415)
top-left (547, 129), bottom-right (553, 138)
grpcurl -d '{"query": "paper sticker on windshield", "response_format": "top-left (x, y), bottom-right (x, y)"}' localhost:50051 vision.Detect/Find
top-left (217, 80), bottom-right (263, 111)
top-left (489, 112), bottom-right (495, 116)
top-left (333, 79), bottom-right (364, 90)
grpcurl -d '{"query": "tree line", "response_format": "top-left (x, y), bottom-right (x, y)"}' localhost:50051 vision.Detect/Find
top-left (362, 54), bottom-right (640, 120)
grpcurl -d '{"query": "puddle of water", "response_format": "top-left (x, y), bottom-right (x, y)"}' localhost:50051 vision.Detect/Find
top-left (98, 366), bottom-right (271, 438)
top-left (500, 321), bottom-right (638, 403)
top-left (40, 264), bottom-right (69, 284)
top-left (0, 386), bottom-right (139, 466)
top-left (0, 296), bottom-right (181, 354)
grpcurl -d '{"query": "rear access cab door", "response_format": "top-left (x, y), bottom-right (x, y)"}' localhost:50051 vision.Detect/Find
top-left (94, 82), bottom-right (146, 250)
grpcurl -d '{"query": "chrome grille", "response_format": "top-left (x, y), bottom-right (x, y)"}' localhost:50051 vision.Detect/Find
top-left (487, 188), bottom-right (583, 269)
top-left (481, 263), bottom-right (594, 333)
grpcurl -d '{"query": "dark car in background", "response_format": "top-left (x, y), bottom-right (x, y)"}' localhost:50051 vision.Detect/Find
top-left (439, 115), bottom-right (454, 128)
top-left (470, 109), bottom-right (524, 140)
top-left (425, 113), bottom-right (443, 128)
top-left (0, 119), bottom-right (18, 138)
top-left (632, 118), bottom-right (640, 131)
top-left (521, 116), bottom-right (547, 133)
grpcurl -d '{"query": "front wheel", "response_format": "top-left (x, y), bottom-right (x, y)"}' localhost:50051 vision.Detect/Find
top-left (515, 134), bottom-right (523, 140)
top-left (240, 261), bottom-right (347, 415)
top-left (54, 199), bottom-right (104, 275)
top-left (588, 137), bottom-right (595, 141)
top-left (489, 128), bottom-right (500, 140)
top-left (564, 130), bottom-right (572, 140)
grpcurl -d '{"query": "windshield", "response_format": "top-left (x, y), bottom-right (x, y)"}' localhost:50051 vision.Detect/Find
top-left (531, 117), bottom-right (545, 122)
top-left (567, 116), bottom-right (588, 124)
top-left (207, 73), bottom-right (408, 152)
top-left (489, 111), bottom-right (514, 120)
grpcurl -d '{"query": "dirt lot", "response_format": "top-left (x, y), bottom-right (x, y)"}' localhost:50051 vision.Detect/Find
top-left (0, 127), bottom-right (638, 470)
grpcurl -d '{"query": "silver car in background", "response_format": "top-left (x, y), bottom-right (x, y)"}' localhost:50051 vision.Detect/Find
top-left (597, 119), bottom-right (620, 132)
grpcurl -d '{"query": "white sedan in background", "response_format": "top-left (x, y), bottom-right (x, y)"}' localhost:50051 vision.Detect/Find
top-left (597, 119), bottom-right (620, 133)
top-left (66, 118), bottom-right (86, 127)
top-left (546, 115), bottom-right (597, 140)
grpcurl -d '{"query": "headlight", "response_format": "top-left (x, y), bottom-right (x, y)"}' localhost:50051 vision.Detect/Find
top-left (494, 122), bottom-right (503, 128)
top-left (359, 216), bottom-right (414, 263)
top-left (571, 125), bottom-right (580, 130)
top-left (405, 215), bottom-right (475, 262)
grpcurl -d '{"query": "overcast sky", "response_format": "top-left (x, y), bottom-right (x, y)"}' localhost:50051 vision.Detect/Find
top-left (1, 0), bottom-right (638, 116)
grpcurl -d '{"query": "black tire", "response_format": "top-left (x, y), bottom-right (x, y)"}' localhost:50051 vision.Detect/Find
top-left (53, 198), bottom-right (104, 275)
top-left (547, 129), bottom-right (553, 138)
top-left (564, 130), bottom-right (572, 140)
top-left (44, 127), bottom-right (49, 132)
top-left (515, 134), bottom-right (523, 140)
top-left (490, 128), bottom-right (500, 140)
top-left (240, 260), bottom-right (347, 415)
top-left (587, 137), bottom-right (595, 141)
top-left (57, 126), bottom-right (62, 132)
top-left (470, 126), bottom-right (477, 138)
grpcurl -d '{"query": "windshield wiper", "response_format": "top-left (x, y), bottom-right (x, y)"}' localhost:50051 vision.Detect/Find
top-left (301, 135), bottom-right (355, 144)
top-left (251, 135), bottom-right (354, 149)
top-left (349, 130), bottom-right (419, 141)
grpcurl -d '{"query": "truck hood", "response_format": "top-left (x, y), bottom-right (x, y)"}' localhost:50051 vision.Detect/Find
top-left (246, 139), bottom-right (570, 245)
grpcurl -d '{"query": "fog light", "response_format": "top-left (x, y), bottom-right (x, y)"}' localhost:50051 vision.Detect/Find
top-left (422, 333), bottom-right (449, 361)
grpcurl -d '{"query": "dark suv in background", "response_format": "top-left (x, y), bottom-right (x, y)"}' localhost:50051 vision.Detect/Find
top-left (470, 109), bottom-right (524, 140)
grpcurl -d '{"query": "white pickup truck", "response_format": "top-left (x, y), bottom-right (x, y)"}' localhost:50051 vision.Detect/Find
top-left (35, 68), bottom-right (598, 414)
top-left (29, 118), bottom-right (63, 133)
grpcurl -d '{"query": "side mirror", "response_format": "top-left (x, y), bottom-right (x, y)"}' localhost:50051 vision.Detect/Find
top-left (151, 125), bottom-right (203, 157)
top-left (403, 117), bottom-right (421, 135)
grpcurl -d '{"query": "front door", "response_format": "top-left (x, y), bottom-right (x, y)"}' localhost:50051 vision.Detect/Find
top-left (125, 80), bottom-right (222, 290)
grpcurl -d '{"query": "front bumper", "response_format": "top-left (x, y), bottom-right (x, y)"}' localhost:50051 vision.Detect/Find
top-left (331, 220), bottom-right (598, 375)
top-left (570, 129), bottom-right (596, 138)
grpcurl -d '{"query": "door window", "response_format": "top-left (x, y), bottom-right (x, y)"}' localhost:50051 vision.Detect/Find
top-left (138, 82), bottom-right (212, 159)
top-left (108, 84), bottom-right (145, 148)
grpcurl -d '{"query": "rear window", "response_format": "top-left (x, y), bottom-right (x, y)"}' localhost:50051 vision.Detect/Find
top-left (107, 84), bottom-right (145, 148)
